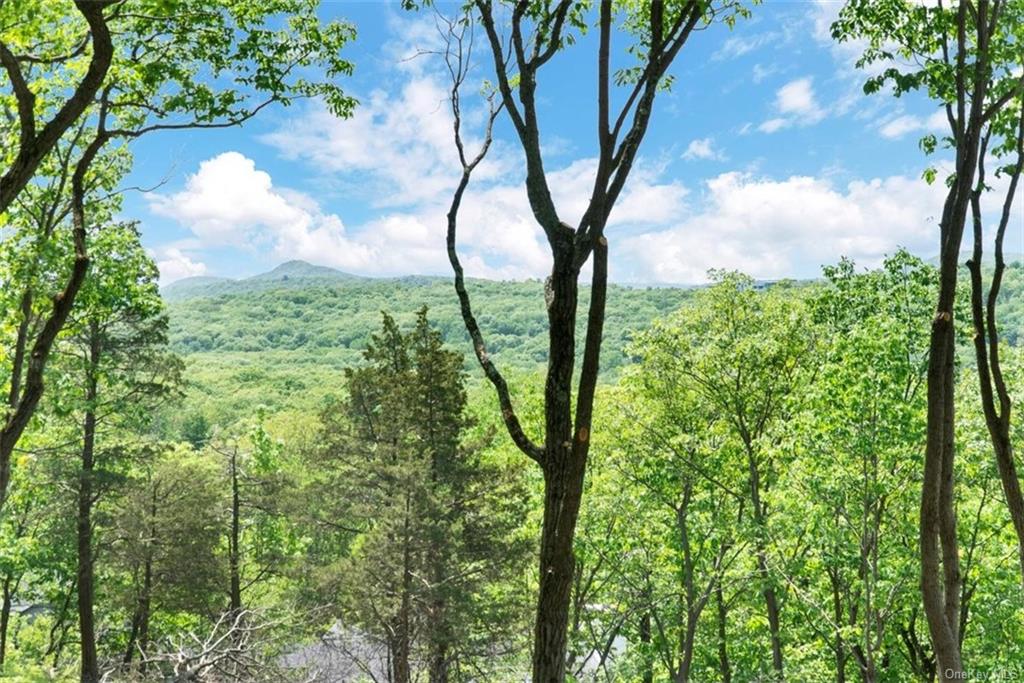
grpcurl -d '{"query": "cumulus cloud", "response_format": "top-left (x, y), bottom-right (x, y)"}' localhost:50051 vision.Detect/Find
top-left (146, 148), bottom-right (693, 282)
top-left (147, 152), bottom-right (376, 272)
top-left (620, 170), bottom-right (949, 283)
top-left (260, 73), bottom-right (511, 209)
top-left (759, 77), bottom-right (827, 132)
top-left (879, 110), bottom-right (948, 139)
top-left (682, 138), bottom-right (726, 161)
top-left (154, 247), bottom-right (207, 283)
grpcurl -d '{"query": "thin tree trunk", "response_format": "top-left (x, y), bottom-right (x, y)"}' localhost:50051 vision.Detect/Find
top-left (919, 4), bottom-right (992, 676)
top-left (829, 567), bottom-right (846, 683)
top-left (744, 443), bottom-right (784, 679)
top-left (531, 456), bottom-right (586, 683)
top-left (123, 512), bottom-right (154, 666)
top-left (0, 155), bottom-right (96, 511)
top-left (532, 253), bottom-right (589, 683)
top-left (716, 583), bottom-right (731, 683)
top-left (966, 110), bottom-right (1024, 586)
top-left (676, 611), bottom-right (699, 683)
top-left (0, 574), bottom-right (14, 667)
top-left (393, 495), bottom-right (413, 683)
top-left (77, 322), bottom-right (100, 683)
top-left (640, 602), bottom-right (653, 683)
top-left (447, 3), bottom-right (695, 679)
top-left (229, 447), bottom-right (242, 614)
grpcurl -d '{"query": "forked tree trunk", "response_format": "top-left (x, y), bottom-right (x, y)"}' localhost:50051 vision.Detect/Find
top-left (447, 3), bottom-right (703, 679)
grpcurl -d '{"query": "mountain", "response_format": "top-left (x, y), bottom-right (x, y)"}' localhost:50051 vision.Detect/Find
top-left (162, 261), bottom-right (694, 418)
top-left (246, 260), bottom-right (364, 282)
top-left (161, 260), bottom-right (364, 302)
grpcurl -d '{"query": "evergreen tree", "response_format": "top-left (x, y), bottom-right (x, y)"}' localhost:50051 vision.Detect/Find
top-left (316, 308), bottom-right (528, 682)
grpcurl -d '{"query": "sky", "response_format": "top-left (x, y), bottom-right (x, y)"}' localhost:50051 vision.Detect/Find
top-left (120, 0), bottom-right (1024, 285)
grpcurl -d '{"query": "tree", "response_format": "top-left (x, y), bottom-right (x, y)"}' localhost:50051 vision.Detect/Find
top-left (802, 253), bottom-right (935, 683)
top-left (584, 377), bottom-right (744, 683)
top-left (60, 222), bottom-right (181, 683)
top-left (0, 0), bottom-right (357, 512)
top-left (315, 309), bottom-right (528, 682)
top-left (834, 2), bottom-right (1024, 676)
top-left (432, 3), bottom-right (751, 679)
top-left (965, 99), bottom-right (1024, 584)
top-left (111, 444), bottom-right (225, 672)
top-left (210, 416), bottom-right (295, 618)
top-left (640, 273), bottom-right (812, 680)
top-left (0, 0), bottom-right (115, 213)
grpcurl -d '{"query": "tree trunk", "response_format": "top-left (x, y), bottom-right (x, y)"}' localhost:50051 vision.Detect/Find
top-left (745, 446), bottom-right (784, 679)
top-left (392, 495), bottom-right (413, 683)
top-left (0, 574), bottom-right (13, 667)
top-left (675, 610), bottom-right (699, 683)
top-left (531, 253), bottom-right (590, 683)
top-left (229, 448), bottom-right (242, 614)
top-left (77, 323), bottom-right (100, 683)
top-left (428, 642), bottom-right (448, 683)
top-left (716, 583), bottom-right (731, 683)
top-left (921, 207), bottom-right (968, 681)
top-left (640, 604), bottom-right (653, 683)
top-left (919, 6), bottom-right (990, 673)
top-left (965, 128), bottom-right (1024, 586)
top-left (123, 554), bottom-right (153, 667)
top-left (531, 459), bottom-right (586, 683)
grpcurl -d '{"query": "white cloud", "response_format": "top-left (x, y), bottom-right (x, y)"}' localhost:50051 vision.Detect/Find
top-left (713, 32), bottom-right (778, 61)
top-left (620, 169), bottom-right (950, 283)
top-left (154, 247), bottom-right (207, 283)
top-left (147, 148), bottom-right (693, 282)
top-left (752, 63), bottom-right (779, 84)
top-left (758, 117), bottom-right (789, 134)
top-left (758, 77), bottom-right (827, 133)
top-left (777, 78), bottom-right (823, 119)
top-left (879, 110), bottom-right (948, 139)
top-left (147, 152), bottom-right (377, 272)
top-left (682, 137), bottom-right (726, 161)
top-left (260, 72), bottom-right (511, 209)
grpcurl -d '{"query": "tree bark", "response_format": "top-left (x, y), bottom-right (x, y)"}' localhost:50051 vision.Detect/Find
top-left (0, 1), bottom-right (114, 214)
top-left (716, 582), bottom-right (731, 683)
top-left (966, 110), bottom-right (1024, 586)
top-left (743, 441), bottom-right (784, 678)
top-left (123, 487), bottom-right (156, 668)
top-left (640, 602), bottom-right (653, 683)
top-left (0, 123), bottom-right (109, 511)
top-left (229, 447), bottom-right (242, 614)
top-left (0, 574), bottom-right (13, 667)
top-left (77, 321), bottom-right (100, 683)
top-left (918, 4), bottom-right (994, 678)
top-left (392, 493), bottom-right (413, 683)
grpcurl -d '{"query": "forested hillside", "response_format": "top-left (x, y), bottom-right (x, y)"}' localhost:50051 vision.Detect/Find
top-left (161, 261), bottom-right (695, 419)
top-left (162, 259), bottom-right (1024, 421)
top-left (163, 260), bottom-right (692, 366)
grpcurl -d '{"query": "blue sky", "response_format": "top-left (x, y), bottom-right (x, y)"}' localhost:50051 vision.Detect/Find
top-left (120, 1), bottom-right (1022, 284)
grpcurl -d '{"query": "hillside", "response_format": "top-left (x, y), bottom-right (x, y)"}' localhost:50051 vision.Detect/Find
top-left (163, 262), bottom-right (694, 419)
top-left (163, 259), bottom-right (1024, 421)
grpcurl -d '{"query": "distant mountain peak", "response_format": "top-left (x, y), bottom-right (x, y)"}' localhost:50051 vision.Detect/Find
top-left (247, 260), bottom-right (360, 282)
